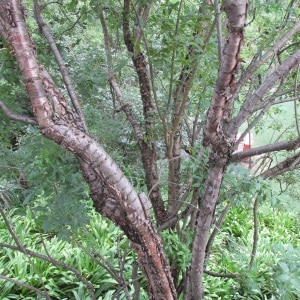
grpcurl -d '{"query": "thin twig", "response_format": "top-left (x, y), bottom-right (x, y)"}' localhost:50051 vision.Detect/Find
top-left (214, 0), bottom-right (223, 64)
top-left (0, 101), bottom-right (37, 125)
top-left (203, 269), bottom-right (241, 278)
top-left (97, 5), bottom-right (144, 145)
top-left (235, 77), bottom-right (287, 147)
top-left (0, 274), bottom-right (52, 299)
top-left (236, 20), bottom-right (300, 99)
top-left (293, 63), bottom-right (300, 136)
top-left (0, 208), bottom-right (51, 300)
top-left (166, 0), bottom-right (184, 118)
top-left (205, 198), bottom-right (233, 262)
top-left (75, 240), bottom-right (120, 282)
top-left (0, 239), bottom-right (96, 299)
top-left (117, 236), bottom-right (131, 300)
top-left (33, 0), bottom-right (87, 132)
top-left (29, 207), bottom-right (51, 258)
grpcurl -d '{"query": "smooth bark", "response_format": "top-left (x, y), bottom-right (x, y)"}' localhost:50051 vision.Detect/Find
top-left (230, 137), bottom-right (300, 163)
top-left (0, 100), bottom-right (37, 125)
top-left (261, 151), bottom-right (300, 179)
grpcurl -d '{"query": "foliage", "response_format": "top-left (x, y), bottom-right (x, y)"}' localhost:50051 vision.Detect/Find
top-left (0, 206), bottom-right (143, 299)
top-left (203, 201), bottom-right (300, 299)
top-left (1, 189), bottom-right (299, 299)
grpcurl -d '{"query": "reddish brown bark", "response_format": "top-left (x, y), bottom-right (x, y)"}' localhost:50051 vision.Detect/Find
top-left (166, 45), bottom-right (199, 219)
top-left (2, 1), bottom-right (300, 299)
top-left (165, 2), bottom-right (214, 224)
top-left (187, 1), bottom-right (248, 299)
top-left (0, 1), bottom-right (176, 298)
top-left (122, 0), bottom-right (166, 224)
top-left (187, 1), bottom-right (300, 298)
top-left (33, 0), bottom-right (87, 131)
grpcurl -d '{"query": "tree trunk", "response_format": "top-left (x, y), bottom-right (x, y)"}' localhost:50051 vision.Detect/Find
top-left (0, 1), bottom-right (177, 298)
top-left (186, 1), bottom-right (248, 298)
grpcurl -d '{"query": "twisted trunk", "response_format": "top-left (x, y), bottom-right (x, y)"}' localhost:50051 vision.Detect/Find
top-left (0, 1), bottom-right (176, 298)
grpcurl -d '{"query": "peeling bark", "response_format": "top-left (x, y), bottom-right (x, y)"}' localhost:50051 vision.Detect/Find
top-left (187, 1), bottom-right (248, 299)
top-left (204, 0), bottom-right (246, 145)
top-left (0, 1), bottom-right (177, 298)
top-left (2, 1), bottom-right (300, 299)
top-left (122, 0), bottom-right (166, 224)
top-left (33, 0), bottom-right (87, 132)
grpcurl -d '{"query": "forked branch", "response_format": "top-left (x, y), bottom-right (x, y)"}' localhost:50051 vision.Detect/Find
top-left (33, 0), bottom-right (87, 132)
top-left (261, 151), bottom-right (300, 179)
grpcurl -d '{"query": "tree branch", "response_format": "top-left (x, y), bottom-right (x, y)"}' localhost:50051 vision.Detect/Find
top-left (203, 269), bottom-right (241, 278)
top-left (277, 41), bottom-right (300, 57)
top-left (0, 100), bottom-right (37, 125)
top-left (233, 19), bottom-right (300, 103)
top-left (33, 0), bottom-right (87, 132)
top-left (122, 0), bottom-right (166, 223)
top-left (204, 0), bottom-right (247, 146)
top-left (261, 151), bottom-right (300, 179)
top-left (130, 1), bottom-right (167, 134)
top-left (235, 77), bottom-right (288, 147)
top-left (205, 199), bottom-right (233, 262)
top-left (166, 3), bottom-right (215, 217)
top-left (214, 0), bottom-right (223, 63)
top-left (0, 206), bottom-right (95, 299)
top-left (230, 137), bottom-right (300, 163)
top-left (252, 95), bottom-right (299, 112)
top-left (293, 64), bottom-right (300, 136)
top-left (0, 274), bottom-right (51, 299)
top-left (97, 5), bottom-right (144, 145)
top-left (0, 242), bottom-right (96, 299)
top-left (231, 48), bottom-right (300, 131)
top-left (0, 3), bottom-right (177, 297)
top-left (188, 2), bottom-right (248, 298)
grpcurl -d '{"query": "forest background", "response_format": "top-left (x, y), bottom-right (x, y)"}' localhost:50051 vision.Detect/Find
top-left (0, 0), bottom-right (300, 299)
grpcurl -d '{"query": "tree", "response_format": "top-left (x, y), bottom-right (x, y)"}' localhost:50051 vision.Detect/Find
top-left (0, 0), bottom-right (300, 298)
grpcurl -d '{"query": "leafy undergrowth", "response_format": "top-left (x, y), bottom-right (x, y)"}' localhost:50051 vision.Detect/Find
top-left (0, 201), bottom-right (299, 299)
top-left (0, 206), bottom-right (146, 300)
top-left (204, 204), bottom-right (300, 300)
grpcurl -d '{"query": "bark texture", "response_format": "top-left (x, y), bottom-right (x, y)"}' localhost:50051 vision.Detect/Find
top-left (122, 0), bottom-right (166, 224)
top-left (187, 1), bottom-right (248, 299)
top-left (0, 1), bottom-right (176, 298)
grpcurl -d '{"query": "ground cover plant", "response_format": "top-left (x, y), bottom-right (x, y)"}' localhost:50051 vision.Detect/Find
top-left (1, 191), bottom-right (299, 299)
